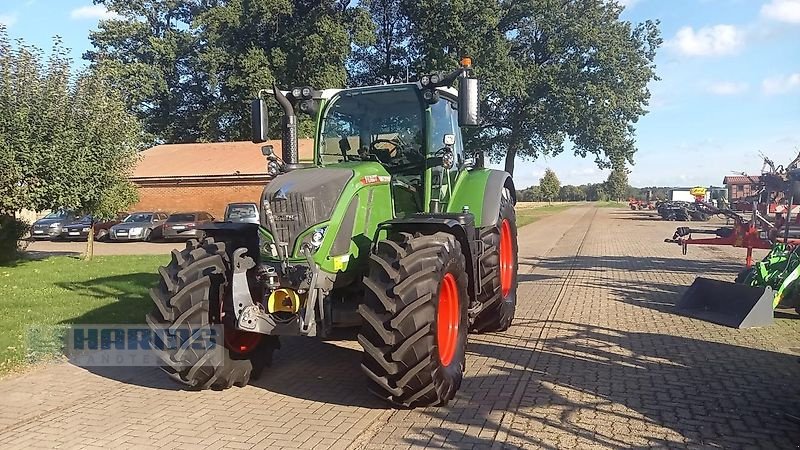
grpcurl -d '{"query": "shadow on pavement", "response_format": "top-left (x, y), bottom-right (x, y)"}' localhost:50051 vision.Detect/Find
top-left (404, 322), bottom-right (800, 449)
top-left (527, 255), bottom-right (744, 276)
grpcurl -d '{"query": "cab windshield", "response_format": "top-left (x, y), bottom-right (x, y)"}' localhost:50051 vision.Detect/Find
top-left (319, 86), bottom-right (425, 169)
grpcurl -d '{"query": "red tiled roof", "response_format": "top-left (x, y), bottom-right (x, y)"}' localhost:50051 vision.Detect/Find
top-left (132, 139), bottom-right (314, 179)
top-left (722, 175), bottom-right (759, 185)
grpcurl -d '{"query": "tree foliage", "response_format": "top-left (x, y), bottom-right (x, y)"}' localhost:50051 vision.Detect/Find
top-left (0, 26), bottom-right (143, 258)
top-left (539, 168), bottom-right (560, 204)
top-left (89, 0), bottom-right (372, 142)
top-left (604, 166), bottom-right (630, 201)
top-left (393, 0), bottom-right (662, 175)
top-left (85, 0), bottom-right (661, 179)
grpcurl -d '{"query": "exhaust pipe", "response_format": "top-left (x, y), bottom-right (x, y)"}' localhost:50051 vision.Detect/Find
top-left (273, 83), bottom-right (299, 170)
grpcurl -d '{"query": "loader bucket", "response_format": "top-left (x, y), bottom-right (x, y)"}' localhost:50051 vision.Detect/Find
top-left (675, 277), bottom-right (775, 328)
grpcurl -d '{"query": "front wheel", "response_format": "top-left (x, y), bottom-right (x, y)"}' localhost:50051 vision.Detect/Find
top-left (146, 238), bottom-right (277, 389)
top-left (359, 232), bottom-right (469, 407)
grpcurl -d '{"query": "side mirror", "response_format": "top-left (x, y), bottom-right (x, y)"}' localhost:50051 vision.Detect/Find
top-left (251, 98), bottom-right (269, 143)
top-left (458, 77), bottom-right (479, 127)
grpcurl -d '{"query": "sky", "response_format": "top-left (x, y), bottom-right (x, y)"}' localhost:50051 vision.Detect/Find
top-left (1, 0), bottom-right (799, 189)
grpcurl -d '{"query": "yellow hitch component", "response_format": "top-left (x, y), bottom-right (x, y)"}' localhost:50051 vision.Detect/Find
top-left (267, 288), bottom-right (301, 314)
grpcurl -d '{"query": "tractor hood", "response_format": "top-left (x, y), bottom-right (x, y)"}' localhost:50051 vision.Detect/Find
top-left (261, 167), bottom-right (354, 249)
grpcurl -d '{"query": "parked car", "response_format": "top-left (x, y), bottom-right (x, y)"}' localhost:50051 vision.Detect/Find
top-left (29, 210), bottom-right (77, 240)
top-left (162, 211), bottom-right (215, 241)
top-left (60, 212), bottom-right (129, 241)
top-left (109, 212), bottom-right (168, 241)
top-left (224, 202), bottom-right (259, 224)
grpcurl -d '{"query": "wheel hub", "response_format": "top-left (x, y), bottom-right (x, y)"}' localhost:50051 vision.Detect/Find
top-left (437, 272), bottom-right (459, 366)
top-left (224, 328), bottom-right (262, 354)
top-left (499, 219), bottom-right (514, 297)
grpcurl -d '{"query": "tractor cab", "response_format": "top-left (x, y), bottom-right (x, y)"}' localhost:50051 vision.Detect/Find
top-left (251, 58), bottom-right (480, 218)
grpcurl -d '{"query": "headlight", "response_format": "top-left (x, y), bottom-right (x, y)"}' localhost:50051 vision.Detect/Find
top-left (301, 86), bottom-right (312, 98)
top-left (420, 75), bottom-right (430, 86)
top-left (311, 228), bottom-right (325, 247)
top-left (291, 87), bottom-right (302, 98)
top-left (82, 227), bottom-right (90, 232)
top-left (129, 227), bottom-right (143, 235)
top-left (49, 222), bottom-right (60, 228)
top-left (302, 227), bottom-right (327, 253)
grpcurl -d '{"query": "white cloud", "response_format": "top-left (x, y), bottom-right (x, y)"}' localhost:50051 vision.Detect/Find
top-left (70, 4), bottom-right (121, 20)
top-left (707, 81), bottom-right (749, 95)
top-left (670, 25), bottom-right (744, 57)
top-left (762, 73), bottom-right (800, 94)
top-left (761, 0), bottom-right (800, 24)
top-left (0, 13), bottom-right (17, 27)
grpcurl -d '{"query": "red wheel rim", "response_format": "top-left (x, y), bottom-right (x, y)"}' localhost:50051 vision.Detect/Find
top-left (436, 272), bottom-right (460, 366)
top-left (224, 328), bottom-right (262, 354)
top-left (499, 219), bottom-right (514, 298)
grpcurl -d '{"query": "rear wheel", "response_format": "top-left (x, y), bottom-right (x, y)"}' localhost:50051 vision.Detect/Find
top-left (146, 238), bottom-right (278, 389)
top-left (359, 232), bottom-right (468, 407)
top-left (471, 188), bottom-right (518, 333)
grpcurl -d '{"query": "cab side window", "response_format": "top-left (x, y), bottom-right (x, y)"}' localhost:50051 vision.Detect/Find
top-left (430, 99), bottom-right (454, 153)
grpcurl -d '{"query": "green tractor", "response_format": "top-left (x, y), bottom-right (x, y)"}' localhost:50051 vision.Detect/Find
top-left (146, 59), bottom-right (518, 407)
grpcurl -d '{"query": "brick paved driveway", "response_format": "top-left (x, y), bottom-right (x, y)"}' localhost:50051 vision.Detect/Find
top-left (2, 206), bottom-right (800, 449)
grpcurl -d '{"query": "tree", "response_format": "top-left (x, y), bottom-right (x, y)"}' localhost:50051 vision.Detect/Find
top-left (348, 0), bottom-right (411, 85)
top-left (0, 27), bottom-right (143, 260)
top-left (85, 0), bottom-right (198, 144)
top-left (397, 0), bottom-right (661, 175)
top-left (604, 166), bottom-right (630, 202)
top-left (88, 0), bottom-right (373, 143)
top-left (539, 169), bottom-right (560, 204)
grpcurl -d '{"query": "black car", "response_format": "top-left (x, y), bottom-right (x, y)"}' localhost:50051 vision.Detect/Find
top-left (30, 210), bottom-right (77, 240)
top-left (60, 213), bottom-right (129, 241)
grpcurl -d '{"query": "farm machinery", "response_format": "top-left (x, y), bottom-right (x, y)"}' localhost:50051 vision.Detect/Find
top-left (146, 59), bottom-right (519, 407)
top-left (664, 155), bottom-right (800, 327)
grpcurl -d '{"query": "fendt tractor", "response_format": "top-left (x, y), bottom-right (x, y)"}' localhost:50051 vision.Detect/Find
top-left (146, 58), bottom-right (519, 407)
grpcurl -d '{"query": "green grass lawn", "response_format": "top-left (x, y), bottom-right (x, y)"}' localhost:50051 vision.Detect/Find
top-left (0, 254), bottom-right (167, 375)
top-left (515, 204), bottom-right (572, 227)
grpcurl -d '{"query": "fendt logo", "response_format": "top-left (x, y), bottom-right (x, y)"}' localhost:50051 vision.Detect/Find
top-left (60, 324), bottom-right (224, 367)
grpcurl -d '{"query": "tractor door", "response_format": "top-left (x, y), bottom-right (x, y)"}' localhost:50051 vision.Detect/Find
top-left (426, 97), bottom-right (463, 212)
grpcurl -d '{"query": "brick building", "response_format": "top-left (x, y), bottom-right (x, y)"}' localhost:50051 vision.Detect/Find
top-left (130, 140), bottom-right (313, 218)
top-left (722, 175), bottom-right (760, 203)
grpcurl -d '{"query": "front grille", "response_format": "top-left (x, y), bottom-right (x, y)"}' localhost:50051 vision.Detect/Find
top-left (267, 193), bottom-right (318, 248)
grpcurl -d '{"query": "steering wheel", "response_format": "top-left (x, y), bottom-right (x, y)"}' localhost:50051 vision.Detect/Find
top-left (370, 139), bottom-right (400, 159)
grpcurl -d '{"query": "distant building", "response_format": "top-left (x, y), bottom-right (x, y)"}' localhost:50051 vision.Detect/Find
top-left (722, 175), bottom-right (760, 203)
top-left (129, 140), bottom-right (314, 218)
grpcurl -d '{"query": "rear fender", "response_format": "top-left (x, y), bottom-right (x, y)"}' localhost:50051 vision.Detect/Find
top-left (448, 169), bottom-right (516, 227)
top-left (375, 214), bottom-right (481, 300)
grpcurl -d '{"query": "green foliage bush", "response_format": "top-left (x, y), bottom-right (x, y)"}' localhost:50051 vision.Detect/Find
top-left (0, 215), bottom-right (29, 263)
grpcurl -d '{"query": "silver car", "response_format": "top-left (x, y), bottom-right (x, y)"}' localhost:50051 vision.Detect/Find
top-left (109, 212), bottom-right (167, 241)
top-left (30, 210), bottom-right (77, 240)
top-left (224, 203), bottom-right (259, 224)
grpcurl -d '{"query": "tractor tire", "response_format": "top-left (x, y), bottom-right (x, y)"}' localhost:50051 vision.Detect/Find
top-left (146, 238), bottom-right (277, 389)
top-left (359, 231), bottom-right (469, 407)
top-left (471, 187), bottom-right (518, 333)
